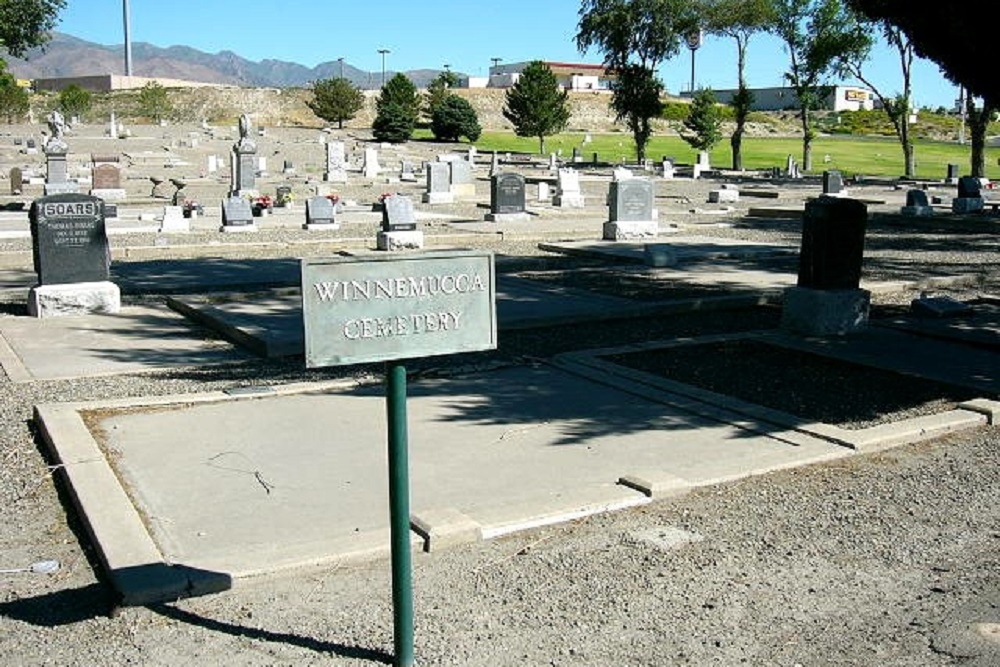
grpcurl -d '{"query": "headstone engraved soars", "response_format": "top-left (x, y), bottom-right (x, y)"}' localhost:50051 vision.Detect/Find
top-left (30, 193), bottom-right (110, 285)
top-left (302, 251), bottom-right (497, 367)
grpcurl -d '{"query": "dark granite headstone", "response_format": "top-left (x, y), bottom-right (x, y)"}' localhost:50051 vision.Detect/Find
top-left (797, 196), bottom-right (868, 290)
top-left (957, 176), bottom-right (981, 198)
top-left (26, 138), bottom-right (36, 150)
top-left (221, 196), bottom-right (254, 226)
top-left (822, 170), bottom-right (844, 194)
top-left (103, 202), bottom-right (119, 219)
top-left (609, 179), bottom-right (654, 222)
top-left (29, 193), bottom-right (110, 285)
top-left (946, 164), bottom-right (959, 181)
top-left (306, 196), bottom-right (336, 225)
top-left (9, 167), bottom-right (22, 195)
top-left (490, 173), bottom-right (526, 214)
top-left (906, 189), bottom-right (930, 207)
top-left (381, 194), bottom-right (417, 231)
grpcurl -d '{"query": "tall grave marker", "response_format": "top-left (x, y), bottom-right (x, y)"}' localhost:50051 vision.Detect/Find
top-left (781, 196), bottom-right (869, 335)
top-left (231, 114), bottom-right (258, 197)
top-left (28, 193), bottom-right (119, 317)
top-left (604, 178), bottom-right (657, 240)
top-left (43, 111), bottom-right (78, 195)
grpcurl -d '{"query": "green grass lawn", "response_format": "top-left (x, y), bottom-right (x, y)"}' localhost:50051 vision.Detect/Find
top-left (435, 130), bottom-right (1000, 181)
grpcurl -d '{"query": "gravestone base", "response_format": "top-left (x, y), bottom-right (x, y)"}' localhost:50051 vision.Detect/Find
top-left (603, 221), bottom-right (659, 241)
top-left (28, 281), bottom-right (121, 318)
top-left (822, 189), bottom-right (851, 198)
top-left (422, 192), bottom-right (455, 205)
top-left (450, 184), bottom-right (477, 199)
top-left (952, 197), bottom-right (984, 214)
top-left (90, 188), bottom-right (127, 201)
top-left (485, 212), bottom-right (531, 223)
top-left (44, 182), bottom-right (80, 196)
top-left (159, 206), bottom-right (190, 233)
top-left (377, 230), bottom-right (424, 251)
top-left (781, 286), bottom-right (870, 336)
top-left (900, 205), bottom-right (935, 217)
top-left (323, 173), bottom-right (348, 183)
top-left (553, 194), bottom-right (585, 208)
top-left (708, 189), bottom-right (740, 204)
top-left (219, 223), bottom-right (258, 233)
top-left (303, 222), bottom-right (341, 231)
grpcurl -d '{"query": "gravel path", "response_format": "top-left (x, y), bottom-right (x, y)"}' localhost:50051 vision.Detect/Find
top-left (1, 132), bottom-right (998, 665)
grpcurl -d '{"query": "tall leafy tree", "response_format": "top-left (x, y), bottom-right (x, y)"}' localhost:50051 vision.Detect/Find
top-left (697, 0), bottom-right (775, 169)
top-left (847, 0), bottom-right (997, 108)
top-left (501, 60), bottom-right (571, 154)
top-left (58, 83), bottom-right (92, 120)
top-left (770, 0), bottom-right (870, 171)
top-left (372, 73), bottom-right (420, 143)
top-left (609, 64), bottom-right (664, 162)
top-left (681, 87), bottom-right (723, 151)
top-left (307, 77), bottom-right (364, 129)
top-left (833, 21), bottom-right (921, 176)
top-left (0, 0), bottom-right (65, 58)
top-left (576, 0), bottom-right (697, 162)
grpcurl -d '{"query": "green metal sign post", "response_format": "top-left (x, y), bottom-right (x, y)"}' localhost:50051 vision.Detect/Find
top-left (301, 251), bottom-right (497, 666)
top-left (386, 360), bottom-right (414, 667)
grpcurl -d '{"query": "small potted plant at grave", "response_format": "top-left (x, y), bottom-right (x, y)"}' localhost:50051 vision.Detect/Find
top-left (372, 192), bottom-right (394, 212)
top-left (276, 189), bottom-right (294, 208)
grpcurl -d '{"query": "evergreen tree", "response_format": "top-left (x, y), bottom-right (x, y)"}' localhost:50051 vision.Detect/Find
top-left (137, 80), bottom-right (171, 122)
top-left (502, 60), bottom-right (570, 154)
top-left (372, 73), bottom-right (420, 143)
top-left (609, 64), bottom-right (664, 162)
top-left (681, 88), bottom-right (723, 151)
top-left (431, 94), bottom-right (481, 142)
top-left (307, 77), bottom-right (364, 129)
top-left (424, 71), bottom-right (459, 123)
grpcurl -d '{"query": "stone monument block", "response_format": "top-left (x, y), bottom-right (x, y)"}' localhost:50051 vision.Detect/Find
top-left (604, 178), bottom-right (657, 240)
top-left (304, 196), bottom-right (339, 230)
top-left (486, 173), bottom-right (529, 222)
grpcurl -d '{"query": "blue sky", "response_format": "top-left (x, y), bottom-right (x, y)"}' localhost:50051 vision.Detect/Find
top-left (54, 0), bottom-right (960, 110)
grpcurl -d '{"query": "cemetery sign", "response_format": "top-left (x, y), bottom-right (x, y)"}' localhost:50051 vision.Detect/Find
top-left (302, 251), bottom-right (497, 367)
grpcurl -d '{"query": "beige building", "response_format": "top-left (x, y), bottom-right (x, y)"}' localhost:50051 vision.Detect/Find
top-left (32, 74), bottom-right (230, 93)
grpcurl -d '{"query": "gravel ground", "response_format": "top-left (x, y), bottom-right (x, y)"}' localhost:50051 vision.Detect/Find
top-left (1, 133), bottom-right (999, 666)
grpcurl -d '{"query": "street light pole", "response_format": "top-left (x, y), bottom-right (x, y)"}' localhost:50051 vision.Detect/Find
top-left (490, 57), bottom-right (501, 71)
top-left (378, 49), bottom-right (390, 87)
top-left (338, 57), bottom-right (344, 80)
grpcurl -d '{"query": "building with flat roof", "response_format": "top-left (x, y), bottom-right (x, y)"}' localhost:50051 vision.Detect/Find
top-left (684, 85), bottom-right (876, 112)
top-left (461, 61), bottom-right (614, 91)
top-left (32, 74), bottom-right (230, 93)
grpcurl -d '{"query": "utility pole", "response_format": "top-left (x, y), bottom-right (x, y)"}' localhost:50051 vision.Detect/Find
top-left (378, 49), bottom-right (390, 87)
top-left (122, 0), bottom-right (133, 76)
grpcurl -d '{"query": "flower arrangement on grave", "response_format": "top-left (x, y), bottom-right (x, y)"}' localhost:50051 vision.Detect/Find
top-left (276, 190), bottom-right (294, 207)
top-left (181, 198), bottom-right (203, 218)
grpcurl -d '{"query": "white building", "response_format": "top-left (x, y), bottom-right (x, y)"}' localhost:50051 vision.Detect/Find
top-left (689, 85), bottom-right (876, 112)
top-left (461, 61), bottom-right (613, 91)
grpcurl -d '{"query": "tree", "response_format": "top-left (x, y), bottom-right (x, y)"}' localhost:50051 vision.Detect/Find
top-left (58, 83), bottom-right (91, 120)
top-left (372, 73), bottom-right (420, 143)
top-left (609, 64), bottom-right (664, 162)
top-left (770, 0), bottom-right (870, 171)
top-left (0, 0), bottom-right (65, 58)
top-left (966, 98), bottom-right (998, 179)
top-left (424, 70), bottom-right (459, 123)
top-left (834, 21), bottom-right (918, 176)
top-left (137, 80), bottom-right (171, 122)
top-left (502, 60), bottom-right (571, 154)
top-left (576, 0), bottom-right (697, 162)
top-left (681, 88), bottom-right (723, 151)
top-left (698, 0), bottom-right (775, 170)
top-left (307, 77), bottom-right (364, 129)
top-left (0, 70), bottom-right (29, 123)
top-left (847, 0), bottom-right (998, 108)
top-left (430, 94), bottom-right (482, 142)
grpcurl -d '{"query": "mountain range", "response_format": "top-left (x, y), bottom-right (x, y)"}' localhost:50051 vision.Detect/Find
top-left (3, 32), bottom-right (450, 89)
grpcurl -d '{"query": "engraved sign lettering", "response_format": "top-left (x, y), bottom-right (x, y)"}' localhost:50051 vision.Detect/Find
top-left (302, 251), bottom-right (497, 367)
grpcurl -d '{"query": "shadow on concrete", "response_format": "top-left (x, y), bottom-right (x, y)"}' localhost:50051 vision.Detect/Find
top-left (112, 257), bottom-right (301, 295)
